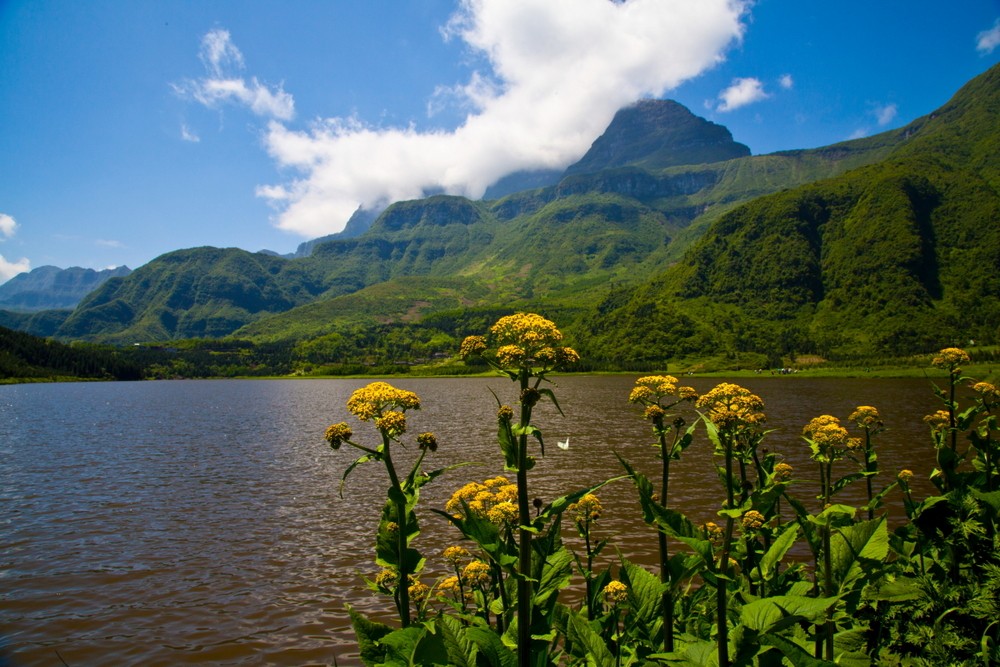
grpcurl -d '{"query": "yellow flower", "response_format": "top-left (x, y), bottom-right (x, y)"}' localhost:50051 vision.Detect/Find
top-left (409, 580), bottom-right (430, 603)
top-left (460, 335), bottom-right (487, 359)
top-left (490, 313), bottom-right (563, 349)
top-left (417, 432), bottom-right (438, 451)
top-left (773, 462), bottom-right (794, 481)
top-left (803, 415), bottom-right (851, 457)
top-left (973, 382), bottom-right (1000, 405)
top-left (484, 476), bottom-right (511, 489)
top-left (629, 375), bottom-right (679, 404)
top-left (568, 493), bottom-right (603, 524)
top-left (436, 575), bottom-right (462, 600)
top-left (374, 568), bottom-right (398, 592)
top-left (324, 422), bottom-right (352, 449)
top-left (679, 386), bottom-right (698, 401)
top-left (696, 383), bottom-right (765, 430)
top-left (602, 580), bottom-right (629, 606)
top-left (643, 404), bottom-right (666, 422)
top-left (741, 510), bottom-right (765, 531)
top-left (932, 347), bottom-right (970, 370)
top-left (374, 411), bottom-right (407, 437)
top-left (849, 406), bottom-right (883, 431)
top-left (487, 501), bottom-right (519, 527)
top-left (704, 521), bottom-right (724, 543)
top-left (443, 546), bottom-right (470, 566)
top-left (923, 410), bottom-right (951, 432)
top-left (898, 469), bottom-right (914, 482)
top-left (496, 405), bottom-right (514, 423)
top-left (347, 381), bottom-right (420, 421)
top-left (461, 560), bottom-right (492, 588)
top-left (496, 344), bottom-right (527, 367)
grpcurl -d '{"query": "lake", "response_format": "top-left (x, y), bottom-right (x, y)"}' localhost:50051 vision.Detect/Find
top-left (0, 375), bottom-right (946, 665)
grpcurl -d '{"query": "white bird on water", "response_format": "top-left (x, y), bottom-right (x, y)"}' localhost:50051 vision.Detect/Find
top-left (557, 438), bottom-right (570, 450)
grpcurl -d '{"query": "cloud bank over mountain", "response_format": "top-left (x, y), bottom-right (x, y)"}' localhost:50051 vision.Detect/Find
top-left (186, 0), bottom-right (750, 238)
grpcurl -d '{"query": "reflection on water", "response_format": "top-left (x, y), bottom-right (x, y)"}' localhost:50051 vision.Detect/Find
top-left (0, 376), bottom-right (942, 665)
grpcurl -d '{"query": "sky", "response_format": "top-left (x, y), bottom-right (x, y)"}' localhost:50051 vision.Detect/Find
top-left (1, 1), bottom-right (999, 282)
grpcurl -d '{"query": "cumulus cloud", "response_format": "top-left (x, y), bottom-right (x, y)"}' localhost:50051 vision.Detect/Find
top-left (874, 102), bottom-right (897, 126)
top-left (253, 0), bottom-right (749, 237)
top-left (0, 254), bottom-right (30, 283)
top-left (977, 19), bottom-right (1000, 54)
top-left (715, 76), bottom-right (768, 112)
top-left (173, 28), bottom-right (294, 121)
top-left (0, 214), bottom-right (28, 283)
top-left (778, 73), bottom-right (793, 89)
top-left (0, 213), bottom-right (17, 239)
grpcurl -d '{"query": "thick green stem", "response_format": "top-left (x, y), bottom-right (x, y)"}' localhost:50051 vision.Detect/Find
top-left (516, 369), bottom-right (533, 667)
top-left (823, 524), bottom-right (834, 660)
top-left (716, 439), bottom-right (735, 667)
top-left (659, 429), bottom-right (674, 652)
top-left (381, 435), bottom-right (410, 628)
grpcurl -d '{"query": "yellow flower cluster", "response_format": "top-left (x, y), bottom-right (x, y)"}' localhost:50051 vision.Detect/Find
top-left (486, 501), bottom-right (519, 527)
top-left (346, 381), bottom-right (420, 421)
top-left (741, 510), bottom-right (766, 531)
top-left (324, 422), bottom-right (353, 449)
top-left (446, 477), bottom-right (519, 523)
top-left (696, 382), bottom-right (766, 430)
top-left (374, 411), bottom-right (408, 437)
top-left (849, 405), bottom-right (883, 431)
top-left (973, 381), bottom-right (1000, 405)
top-left (773, 462), bottom-right (794, 481)
top-left (629, 375), bottom-right (679, 403)
top-left (374, 568), bottom-right (398, 592)
top-left (409, 580), bottom-right (430, 603)
top-left (459, 335), bottom-right (487, 359)
top-left (437, 575), bottom-right (461, 597)
top-left (923, 410), bottom-right (951, 432)
top-left (803, 415), bottom-right (851, 454)
top-left (602, 580), bottom-right (629, 606)
top-left (443, 545), bottom-right (470, 566)
top-left (897, 469), bottom-right (914, 482)
top-left (704, 521), bottom-right (724, 543)
top-left (932, 347), bottom-right (971, 370)
top-left (568, 493), bottom-right (603, 524)
top-left (490, 313), bottom-right (563, 348)
top-left (461, 560), bottom-right (492, 588)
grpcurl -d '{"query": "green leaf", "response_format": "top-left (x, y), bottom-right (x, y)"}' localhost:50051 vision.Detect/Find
top-left (873, 577), bottom-right (922, 602)
top-left (563, 607), bottom-right (616, 665)
top-left (497, 421), bottom-right (519, 471)
top-left (759, 632), bottom-right (834, 666)
top-left (432, 615), bottom-right (478, 667)
top-left (340, 453), bottom-right (377, 497)
top-left (346, 603), bottom-right (392, 667)
top-left (379, 625), bottom-right (450, 666)
top-left (533, 547), bottom-right (574, 607)
top-left (465, 626), bottom-right (518, 667)
top-left (620, 555), bottom-right (665, 628)
top-left (759, 524), bottom-right (799, 581)
top-left (537, 388), bottom-right (564, 417)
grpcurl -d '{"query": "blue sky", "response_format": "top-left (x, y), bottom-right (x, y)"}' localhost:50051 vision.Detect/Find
top-left (1, 1), bottom-right (998, 282)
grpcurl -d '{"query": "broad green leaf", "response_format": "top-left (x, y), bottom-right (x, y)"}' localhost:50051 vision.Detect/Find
top-left (346, 603), bottom-right (391, 667)
top-left (563, 607), bottom-right (616, 666)
top-left (759, 524), bottom-right (799, 581)
top-left (620, 555), bottom-right (664, 628)
top-left (465, 626), bottom-right (518, 667)
top-left (379, 625), bottom-right (450, 667)
top-left (759, 633), bottom-right (833, 666)
top-left (533, 547), bottom-right (573, 606)
top-left (433, 615), bottom-right (478, 667)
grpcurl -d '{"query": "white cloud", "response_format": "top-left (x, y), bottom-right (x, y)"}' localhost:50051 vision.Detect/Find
top-left (715, 76), bottom-right (768, 112)
top-left (977, 19), bottom-right (1000, 54)
top-left (254, 0), bottom-right (750, 237)
top-left (0, 254), bottom-right (30, 283)
top-left (180, 123), bottom-right (200, 142)
top-left (173, 28), bottom-right (294, 121)
top-left (0, 213), bottom-right (17, 239)
top-left (778, 73), bottom-right (793, 89)
top-left (96, 239), bottom-right (125, 248)
top-left (874, 102), bottom-right (897, 126)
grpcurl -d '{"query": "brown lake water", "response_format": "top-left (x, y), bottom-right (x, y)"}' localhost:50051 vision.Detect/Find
top-left (0, 375), bottom-right (947, 665)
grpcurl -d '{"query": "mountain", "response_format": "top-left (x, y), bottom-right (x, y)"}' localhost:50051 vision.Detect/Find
top-left (564, 99), bottom-right (751, 176)
top-left (19, 64), bottom-right (999, 354)
top-left (576, 63), bottom-right (1000, 363)
top-left (0, 265), bottom-right (131, 311)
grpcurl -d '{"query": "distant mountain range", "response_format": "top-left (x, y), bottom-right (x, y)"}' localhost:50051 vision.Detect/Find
top-left (0, 265), bottom-right (130, 312)
top-left (4, 62), bottom-right (998, 364)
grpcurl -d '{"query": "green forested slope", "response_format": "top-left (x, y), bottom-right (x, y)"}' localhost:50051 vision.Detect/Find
top-left (575, 65), bottom-right (1000, 363)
